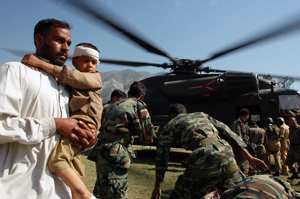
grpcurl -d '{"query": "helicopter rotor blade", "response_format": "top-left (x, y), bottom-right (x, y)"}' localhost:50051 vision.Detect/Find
top-left (57, 0), bottom-right (176, 62)
top-left (1, 48), bottom-right (33, 57)
top-left (100, 59), bottom-right (167, 68)
top-left (201, 14), bottom-right (300, 64)
top-left (2, 48), bottom-right (169, 68)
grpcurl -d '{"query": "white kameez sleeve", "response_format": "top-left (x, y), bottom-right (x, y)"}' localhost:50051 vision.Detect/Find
top-left (0, 63), bottom-right (56, 145)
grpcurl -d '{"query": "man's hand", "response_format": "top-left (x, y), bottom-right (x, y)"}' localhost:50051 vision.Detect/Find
top-left (151, 179), bottom-right (162, 199)
top-left (54, 118), bottom-right (97, 148)
top-left (74, 121), bottom-right (97, 148)
top-left (240, 148), bottom-right (268, 171)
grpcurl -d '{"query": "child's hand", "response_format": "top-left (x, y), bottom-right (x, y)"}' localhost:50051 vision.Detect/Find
top-left (22, 54), bottom-right (42, 70)
top-left (22, 62), bottom-right (40, 71)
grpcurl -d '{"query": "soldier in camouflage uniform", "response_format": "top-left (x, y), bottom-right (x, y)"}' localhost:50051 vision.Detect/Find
top-left (248, 120), bottom-right (266, 161)
top-left (151, 104), bottom-right (267, 199)
top-left (277, 117), bottom-right (290, 176)
top-left (286, 117), bottom-right (300, 182)
top-left (230, 108), bottom-right (250, 176)
top-left (87, 89), bottom-right (126, 198)
top-left (91, 82), bottom-right (154, 199)
top-left (222, 175), bottom-right (300, 199)
top-left (264, 117), bottom-right (282, 176)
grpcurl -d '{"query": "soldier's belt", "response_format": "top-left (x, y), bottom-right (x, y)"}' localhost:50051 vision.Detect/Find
top-left (190, 135), bottom-right (220, 150)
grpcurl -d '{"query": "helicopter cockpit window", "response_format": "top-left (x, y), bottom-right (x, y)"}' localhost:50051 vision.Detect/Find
top-left (279, 95), bottom-right (300, 116)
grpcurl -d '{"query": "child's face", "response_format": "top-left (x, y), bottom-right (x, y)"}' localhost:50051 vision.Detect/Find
top-left (73, 55), bottom-right (98, 72)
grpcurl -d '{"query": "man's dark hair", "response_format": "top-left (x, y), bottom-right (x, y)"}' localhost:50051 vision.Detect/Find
top-left (169, 103), bottom-right (187, 117)
top-left (248, 120), bottom-right (257, 127)
top-left (76, 43), bottom-right (100, 53)
top-left (239, 108), bottom-right (250, 116)
top-left (128, 81), bottom-right (146, 98)
top-left (34, 18), bottom-right (72, 46)
top-left (111, 89), bottom-right (126, 100)
top-left (289, 117), bottom-right (297, 122)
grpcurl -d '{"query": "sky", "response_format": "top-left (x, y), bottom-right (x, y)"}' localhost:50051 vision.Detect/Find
top-left (1, 0), bottom-right (300, 89)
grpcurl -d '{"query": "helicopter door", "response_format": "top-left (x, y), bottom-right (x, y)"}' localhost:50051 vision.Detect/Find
top-left (279, 94), bottom-right (300, 116)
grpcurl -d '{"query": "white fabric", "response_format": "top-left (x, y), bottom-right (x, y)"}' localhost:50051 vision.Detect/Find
top-left (73, 46), bottom-right (100, 65)
top-left (0, 62), bottom-right (71, 199)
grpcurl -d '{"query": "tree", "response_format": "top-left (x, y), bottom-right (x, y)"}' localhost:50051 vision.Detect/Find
top-left (263, 74), bottom-right (294, 88)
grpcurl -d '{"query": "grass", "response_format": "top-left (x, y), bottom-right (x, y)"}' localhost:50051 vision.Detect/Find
top-left (82, 146), bottom-right (300, 198)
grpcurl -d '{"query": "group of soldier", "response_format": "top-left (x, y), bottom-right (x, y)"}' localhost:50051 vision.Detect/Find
top-left (88, 84), bottom-right (300, 199)
top-left (230, 108), bottom-right (300, 183)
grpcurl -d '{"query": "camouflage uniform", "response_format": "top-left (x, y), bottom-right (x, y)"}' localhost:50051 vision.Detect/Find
top-left (286, 124), bottom-right (300, 175)
top-left (91, 98), bottom-right (154, 199)
top-left (222, 175), bottom-right (300, 199)
top-left (155, 112), bottom-right (247, 199)
top-left (279, 123), bottom-right (290, 174)
top-left (248, 126), bottom-right (266, 161)
top-left (264, 125), bottom-right (281, 173)
top-left (230, 117), bottom-right (250, 176)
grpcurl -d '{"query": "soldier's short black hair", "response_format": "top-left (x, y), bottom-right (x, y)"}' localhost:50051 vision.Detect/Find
top-left (128, 81), bottom-right (146, 98)
top-left (169, 103), bottom-right (187, 117)
top-left (248, 120), bottom-right (257, 127)
top-left (34, 18), bottom-right (72, 46)
top-left (239, 108), bottom-right (250, 116)
top-left (111, 89), bottom-right (126, 100)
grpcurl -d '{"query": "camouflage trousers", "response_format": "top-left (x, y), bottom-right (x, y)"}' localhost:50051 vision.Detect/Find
top-left (286, 146), bottom-right (300, 174)
top-left (169, 163), bottom-right (244, 199)
top-left (255, 144), bottom-right (266, 161)
top-left (93, 142), bottom-right (132, 199)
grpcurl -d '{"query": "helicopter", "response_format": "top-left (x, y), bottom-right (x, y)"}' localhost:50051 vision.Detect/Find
top-left (3, 0), bottom-right (300, 142)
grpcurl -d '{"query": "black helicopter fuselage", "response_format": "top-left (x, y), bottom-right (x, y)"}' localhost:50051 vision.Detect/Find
top-left (139, 72), bottom-right (300, 142)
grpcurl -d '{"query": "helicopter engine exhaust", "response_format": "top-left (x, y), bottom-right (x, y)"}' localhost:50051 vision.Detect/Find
top-left (163, 72), bottom-right (259, 102)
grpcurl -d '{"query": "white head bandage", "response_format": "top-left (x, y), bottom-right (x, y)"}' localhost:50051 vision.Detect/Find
top-left (73, 46), bottom-right (100, 65)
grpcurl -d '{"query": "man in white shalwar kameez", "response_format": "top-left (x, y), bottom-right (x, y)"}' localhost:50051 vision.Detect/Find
top-left (0, 19), bottom-right (97, 199)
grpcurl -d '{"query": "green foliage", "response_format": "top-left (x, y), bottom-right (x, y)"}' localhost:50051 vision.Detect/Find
top-left (263, 74), bottom-right (294, 88)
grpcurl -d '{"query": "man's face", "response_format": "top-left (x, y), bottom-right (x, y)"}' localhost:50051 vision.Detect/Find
top-left (73, 55), bottom-right (98, 72)
top-left (36, 27), bottom-right (71, 66)
top-left (289, 118), bottom-right (297, 128)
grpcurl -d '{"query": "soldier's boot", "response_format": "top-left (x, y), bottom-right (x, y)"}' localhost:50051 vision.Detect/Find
top-left (288, 172), bottom-right (300, 180)
top-left (273, 171), bottom-right (280, 176)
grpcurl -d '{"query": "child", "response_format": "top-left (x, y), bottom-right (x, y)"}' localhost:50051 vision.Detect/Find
top-left (22, 43), bottom-right (103, 199)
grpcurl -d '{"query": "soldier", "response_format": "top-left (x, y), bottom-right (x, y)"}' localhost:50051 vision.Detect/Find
top-left (264, 117), bottom-right (282, 176)
top-left (92, 81), bottom-right (154, 199)
top-left (230, 108), bottom-right (250, 176)
top-left (248, 120), bottom-right (266, 174)
top-left (286, 117), bottom-right (300, 183)
top-left (151, 104), bottom-right (267, 199)
top-left (87, 89), bottom-right (126, 197)
top-left (222, 175), bottom-right (300, 199)
top-left (277, 117), bottom-right (290, 176)
top-left (103, 89), bottom-right (127, 113)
